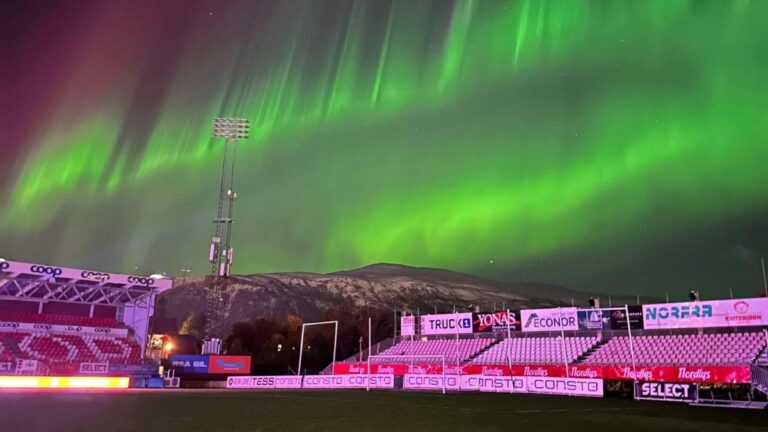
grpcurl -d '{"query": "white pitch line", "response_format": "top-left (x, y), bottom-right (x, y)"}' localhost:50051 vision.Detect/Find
top-left (240, 392), bottom-right (645, 415)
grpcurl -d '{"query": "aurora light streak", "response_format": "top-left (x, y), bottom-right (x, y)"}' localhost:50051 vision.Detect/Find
top-left (2, 0), bottom-right (768, 297)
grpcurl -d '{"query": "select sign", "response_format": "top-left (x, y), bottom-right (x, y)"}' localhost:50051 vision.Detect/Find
top-left (636, 382), bottom-right (697, 402)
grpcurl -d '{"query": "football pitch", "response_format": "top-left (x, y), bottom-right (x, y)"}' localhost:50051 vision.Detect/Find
top-left (0, 389), bottom-right (765, 432)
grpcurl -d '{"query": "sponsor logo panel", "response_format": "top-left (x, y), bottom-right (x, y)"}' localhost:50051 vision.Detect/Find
top-left (642, 298), bottom-right (768, 329)
top-left (478, 376), bottom-right (527, 393)
top-left (302, 374), bottom-right (395, 389)
top-left (403, 374), bottom-right (461, 391)
top-left (170, 355), bottom-right (210, 374)
top-left (520, 308), bottom-right (579, 332)
top-left (400, 316), bottom-right (416, 336)
top-left (29, 265), bottom-right (63, 277)
top-left (79, 362), bottom-right (109, 374)
top-left (609, 305), bottom-right (644, 330)
top-left (577, 310), bottom-right (610, 330)
top-left (225, 375), bottom-right (302, 389)
top-left (635, 381), bottom-right (697, 402)
top-left (525, 376), bottom-right (603, 397)
top-left (208, 355), bottom-right (251, 374)
top-left (420, 313), bottom-right (473, 335)
top-left (472, 311), bottom-right (520, 333)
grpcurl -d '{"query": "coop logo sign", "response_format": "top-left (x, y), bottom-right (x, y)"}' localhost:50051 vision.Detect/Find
top-left (127, 276), bottom-right (155, 286)
top-left (520, 308), bottom-right (578, 332)
top-left (636, 382), bottom-right (697, 402)
top-left (420, 313), bottom-right (473, 335)
top-left (643, 298), bottom-right (768, 329)
top-left (81, 271), bottom-right (111, 282)
top-left (29, 265), bottom-right (63, 277)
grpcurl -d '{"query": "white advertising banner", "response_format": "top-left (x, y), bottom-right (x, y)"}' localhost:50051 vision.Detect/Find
top-left (400, 316), bottom-right (416, 336)
top-left (226, 375), bottom-right (303, 389)
top-left (0, 321), bottom-right (128, 337)
top-left (15, 359), bottom-right (38, 374)
top-left (79, 362), bottom-right (109, 374)
top-left (477, 376), bottom-right (527, 393)
top-left (302, 374), bottom-right (395, 389)
top-left (419, 313), bottom-right (473, 335)
top-left (642, 297), bottom-right (768, 329)
top-left (520, 307), bottom-right (578, 332)
top-left (525, 376), bottom-right (603, 397)
top-left (403, 374), bottom-right (461, 391)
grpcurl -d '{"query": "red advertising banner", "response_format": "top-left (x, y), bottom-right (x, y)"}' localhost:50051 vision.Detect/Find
top-left (208, 355), bottom-right (251, 374)
top-left (332, 362), bottom-right (750, 383)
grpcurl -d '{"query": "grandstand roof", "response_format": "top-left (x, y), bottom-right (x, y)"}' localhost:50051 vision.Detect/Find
top-left (0, 259), bottom-right (172, 306)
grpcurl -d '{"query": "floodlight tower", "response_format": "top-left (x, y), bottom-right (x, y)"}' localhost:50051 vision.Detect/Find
top-left (203, 118), bottom-right (250, 351)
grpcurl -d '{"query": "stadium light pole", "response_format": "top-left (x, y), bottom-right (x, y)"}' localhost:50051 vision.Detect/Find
top-left (762, 257), bottom-right (767, 297)
top-left (204, 117), bottom-right (250, 349)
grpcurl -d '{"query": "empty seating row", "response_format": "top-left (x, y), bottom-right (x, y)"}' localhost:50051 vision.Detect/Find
top-left (0, 311), bottom-right (121, 328)
top-left (471, 336), bottom-right (599, 365)
top-left (584, 332), bottom-right (766, 366)
top-left (377, 338), bottom-right (494, 363)
top-left (0, 332), bottom-right (142, 365)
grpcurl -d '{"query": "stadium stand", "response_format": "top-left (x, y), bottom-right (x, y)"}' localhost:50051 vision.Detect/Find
top-left (0, 311), bottom-right (121, 328)
top-left (377, 338), bottom-right (494, 363)
top-left (0, 310), bottom-right (144, 374)
top-left (584, 332), bottom-right (766, 365)
top-left (471, 336), bottom-right (599, 365)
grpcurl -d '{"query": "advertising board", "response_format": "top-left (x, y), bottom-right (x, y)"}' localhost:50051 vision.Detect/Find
top-left (226, 375), bottom-right (303, 389)
top-left (472, 311), bottom-right (520, 333)
top-left (635, 381), bottom-right (698, 402)
top-left (520, 307), bottom-right (578, 332)
top-left (208, 355), bottom-right (251, 374)
top-left (170, 355), bottom-right (209, 374)
top-left (302, 374), bottom-right (395, 389)
top-left (642, 298), bottom-right (768, 330)
top-left (420, 313), bottom-right (473, 335)
top-left (400, 316), bottom-right (416, 336)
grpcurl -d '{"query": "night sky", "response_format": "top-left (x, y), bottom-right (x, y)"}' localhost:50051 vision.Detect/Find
top-left (2, 0), bottom-right (767, 299)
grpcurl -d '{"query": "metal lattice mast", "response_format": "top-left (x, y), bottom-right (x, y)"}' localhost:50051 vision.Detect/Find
top-left (204, 118), bottom-right (250, 345)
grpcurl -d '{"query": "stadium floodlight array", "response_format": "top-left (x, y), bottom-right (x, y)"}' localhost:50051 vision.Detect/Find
top-left (368, 354), bottom-right (447, 394)
top-left (211, 117), bottom-right (250, 140)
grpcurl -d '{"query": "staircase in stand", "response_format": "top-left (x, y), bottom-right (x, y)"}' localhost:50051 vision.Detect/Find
top-left (2, 335), bottom-right (23, 358)
top-left (462, 337), bottom-right (503, 365)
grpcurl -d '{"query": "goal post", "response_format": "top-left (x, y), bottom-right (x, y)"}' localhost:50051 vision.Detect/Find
top-left (367, 354), bottom-right (447, 394)
top-left (297, 320), bottom-right (338, 376)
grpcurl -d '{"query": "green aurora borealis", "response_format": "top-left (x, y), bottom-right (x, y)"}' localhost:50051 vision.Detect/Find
top-left (2, 0), bottom-right (768, 297)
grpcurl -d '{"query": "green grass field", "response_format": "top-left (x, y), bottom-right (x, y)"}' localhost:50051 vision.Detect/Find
top-left (0, 389), bottom-right (765, 432)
